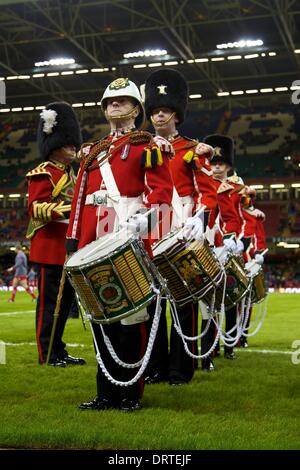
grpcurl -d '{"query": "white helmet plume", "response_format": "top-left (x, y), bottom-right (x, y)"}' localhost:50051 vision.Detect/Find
top-left (40, 109), bottom-right (58, 134)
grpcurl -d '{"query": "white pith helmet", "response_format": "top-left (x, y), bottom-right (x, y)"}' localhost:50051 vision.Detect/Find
top-left (101, 77), bottom-right (145, 129)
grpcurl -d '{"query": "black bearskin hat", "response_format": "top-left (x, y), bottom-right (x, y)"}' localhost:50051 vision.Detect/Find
top-left (144, 68), bottom-right (188, 125)
top-left (203, 134), bottom-right (234, 167)
top-left (37, 101), bottom-right (82, 160)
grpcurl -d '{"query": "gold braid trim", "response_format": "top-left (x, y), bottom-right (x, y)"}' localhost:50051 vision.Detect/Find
top-left (128, 130), bottom-right (153, 145)
top-left (83, 138), bottom-right (111, 170)
top-left (52, 174), bottom-right (69, 199)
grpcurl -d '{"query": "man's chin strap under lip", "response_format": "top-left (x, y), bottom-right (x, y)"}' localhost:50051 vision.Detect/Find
top-left (104, 104), bottom-right (139, 121)
top-left (150, 112), bottom-right (175, 127)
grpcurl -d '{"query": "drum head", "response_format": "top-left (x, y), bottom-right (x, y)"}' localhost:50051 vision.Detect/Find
top-left (153, 231), bottom-right (184, 256)
top-left (65, 232), bottom-right (133, 268)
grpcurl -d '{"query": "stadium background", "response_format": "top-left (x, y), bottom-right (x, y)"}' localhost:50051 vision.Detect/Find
top-left (0, 0), bottom-right (300, 452)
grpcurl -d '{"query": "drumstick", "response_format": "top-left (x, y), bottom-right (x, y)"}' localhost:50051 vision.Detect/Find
top-left (246, 248), bottom-right (269, 270)
top-left (215, 233), bottom-right (236, 259)
top-left (176, 205), bottom-right (207, 239)
top-left (80, 208), bottom-right (156, 260)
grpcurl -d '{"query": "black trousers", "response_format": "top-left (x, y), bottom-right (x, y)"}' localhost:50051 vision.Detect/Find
top-left (146, 299), bottom-right (198, 383)
top-left (35, 263), bottom-right (74, 363)
top-left (92, 320), bottom-right (147, 405)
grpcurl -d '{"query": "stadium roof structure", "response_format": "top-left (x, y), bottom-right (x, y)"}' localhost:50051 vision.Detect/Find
top-left (0, 0), bottom-right (300, 112)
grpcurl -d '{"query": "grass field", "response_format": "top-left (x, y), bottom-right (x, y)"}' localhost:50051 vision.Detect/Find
top-left (0, 291), bottom-right (299, 450)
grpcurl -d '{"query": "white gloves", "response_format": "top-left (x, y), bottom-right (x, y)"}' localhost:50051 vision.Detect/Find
top-left (194, 142), bottom-right (214, 159)
top-left (223, 238), bottom-right (237, 252)
top-left (124, 213), bottom-right (149, 235)
top-left (252, 208), bottom-right (265, 220)
top-left (183, 216), bottom-right (204, 241)
top-left (236, 239), bottom-right (244, 254)
top-left (254, 253), bottom-right (264, 265)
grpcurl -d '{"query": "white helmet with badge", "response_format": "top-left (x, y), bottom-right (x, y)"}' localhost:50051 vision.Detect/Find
top-left (101, 77), bottom-right (145, 129)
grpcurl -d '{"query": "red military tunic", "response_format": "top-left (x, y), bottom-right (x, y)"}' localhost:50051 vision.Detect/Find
top-left (26, 160), bottom-right (76, 266)
top-left (67, 131), bottom-right (174, 250)
top-left (242, 206), bottom-right (267, 261)
top-left (169, 135), bottom-right (217, 228)
top-left (213, 177), bottom-right (244, 245)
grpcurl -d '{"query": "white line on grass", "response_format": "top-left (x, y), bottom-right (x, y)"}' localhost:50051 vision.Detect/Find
top-left (4, 342), bottom-right (88, 348)
top-left (0, 310), bottom-right (35, 316)
top-left (237, 348), bottom-right (293, 355)
top-left (4, 342), bottom-right (293, 354)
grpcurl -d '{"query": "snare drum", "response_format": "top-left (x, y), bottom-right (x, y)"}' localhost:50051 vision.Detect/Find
top-left (213, 249), bottom-right (250, 310)
top-left (64, 233), bottom-right (159, 324)
top-left (246, 262), bottom-right (267, 304)
top-left (152, 231), bottom-right (223, 307)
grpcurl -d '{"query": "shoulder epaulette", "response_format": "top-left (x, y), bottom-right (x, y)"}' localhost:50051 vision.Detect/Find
top-left (26, 164), bottom-right (52, 178)
top-left (78, 142), bottom-right (95, 160)
top-left (227, 175), bottom-right (244, 184)
top-left (217, 181), bottom-right (234, 194)
top-left (129, 130), bottom-right (153, 145)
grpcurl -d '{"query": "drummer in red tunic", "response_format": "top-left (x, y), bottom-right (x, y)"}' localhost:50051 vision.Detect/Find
top-left (26, 102), bottom-right (85, 367)
top-left (203, 134), bottom-right (246, 360)
top-left (66, 77), bottom-right (173, 412)
top-left (239, 188), bottom-right (267, 347)
top-left (143, 68), bottom-right (219, 382)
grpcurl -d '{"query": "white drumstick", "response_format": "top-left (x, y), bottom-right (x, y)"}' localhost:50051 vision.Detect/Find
top-left (80, 207), bottom-right (156, 260)
top-left (177, 204), bottom-right (207, 241)
top-left (246, 248), bottom-right (269, 271)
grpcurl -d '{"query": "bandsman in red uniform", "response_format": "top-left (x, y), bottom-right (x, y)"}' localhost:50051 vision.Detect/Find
top-left (143, 68), bottom-right (218, 382)
top-left (66, 78), bottom-right (173, 412)
top-left (204, 135), bottom-right (246, 360)
top-left (239, 188), bottom-right (267, 347)
top-left (26, 102), bottom-right (85, 367)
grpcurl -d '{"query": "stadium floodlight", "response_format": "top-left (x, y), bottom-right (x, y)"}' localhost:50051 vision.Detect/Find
top-left (217, 39), bottom-right (263, 50)
top-left (250, 185), bottom-right (264, 189)
top-left (291, 183), bottom-right (300, 188)
top-left (35, 58), bottom-right (75, 67)
top-left (244, 54), bottom-right (259, 59)
top-left (270, 184), bottom-right (285, 189)
top-left (164, 61), bottom-right (178, 66)
top-left (123, 49), bottom-right (167, 59)
top-left (133, 64), bottom-right (147, 68)
top-left (195, 58), bottom-right (209, 63)
top-left (189, 94), bottom-right (202, 99)
top-left (9, 194), bottom-right (21, 198)
top-left (148, 62), bottom-right (162, 67)
top-left (217, 92), bottom-right (230, 96)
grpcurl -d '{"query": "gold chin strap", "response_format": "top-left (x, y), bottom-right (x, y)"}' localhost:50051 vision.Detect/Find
top-left (105, 104), bottom-right (139, 121)
top-left (150, 112), bottom-right (175, 127)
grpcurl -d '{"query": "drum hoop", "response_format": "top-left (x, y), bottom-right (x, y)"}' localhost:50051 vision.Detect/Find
top-left (65, 235), bottom-right (138, 271)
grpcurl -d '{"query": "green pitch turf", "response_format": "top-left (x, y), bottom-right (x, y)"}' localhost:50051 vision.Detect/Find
top-left (0, 291), bottom-right (299, 450)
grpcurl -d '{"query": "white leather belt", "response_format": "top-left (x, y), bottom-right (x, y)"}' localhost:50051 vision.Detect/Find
top-left (85, 191), bottom-right (108, 206)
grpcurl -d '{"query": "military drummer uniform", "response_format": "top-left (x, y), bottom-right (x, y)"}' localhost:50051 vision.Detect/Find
top-left (66, 78), bottom-right (174, 411)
